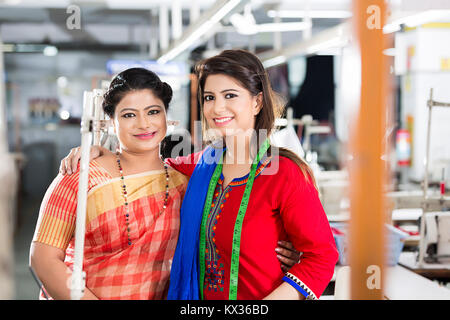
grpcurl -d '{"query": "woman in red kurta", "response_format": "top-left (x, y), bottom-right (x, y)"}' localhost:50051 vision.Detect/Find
top-left (167, 49), bottom-right (338, 300)
top-left (167, 148), bottom-right (337, 300)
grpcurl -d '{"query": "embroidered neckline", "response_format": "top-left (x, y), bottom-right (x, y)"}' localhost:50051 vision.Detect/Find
top-left (204, 181), bottom-right (227, 293)
top-left (218, 157), bottom-right (271, 187)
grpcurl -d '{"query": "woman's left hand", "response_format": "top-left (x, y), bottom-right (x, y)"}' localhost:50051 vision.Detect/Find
top-left (276, 241), bottom-right (302, 273)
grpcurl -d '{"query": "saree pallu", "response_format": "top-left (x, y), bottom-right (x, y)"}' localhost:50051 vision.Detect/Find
top-left (33, 160), bottom-right (188, 300)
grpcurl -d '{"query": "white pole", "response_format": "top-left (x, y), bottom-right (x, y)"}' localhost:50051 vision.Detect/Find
top-left (92, 89), bottom-right (104, 146)
top-left (159, 4), bottom-right (169, 52)
top-left (273, 13), bottom-right (282, 51)
top-left (190, 0), bottom-right (200, 24)
top-left (71, 91), bottom-right (93, 300)
top-left (418, 89), bottom-right (433, 267)
top-left (149, 8), bottom-right (159, 59)
top-left (172, 0), bottom-right (182, 41)
top-left (303, 0), bottom-right (312, 40)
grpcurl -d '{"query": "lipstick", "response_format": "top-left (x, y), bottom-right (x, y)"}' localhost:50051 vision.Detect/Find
top-left (134, 131), bottom-right (156, 140)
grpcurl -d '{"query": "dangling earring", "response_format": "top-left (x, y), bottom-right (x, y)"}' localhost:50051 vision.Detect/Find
top-left (112, 121), bottom-right (121, 153)
top-left (167, 120), bottom-right (180, 126)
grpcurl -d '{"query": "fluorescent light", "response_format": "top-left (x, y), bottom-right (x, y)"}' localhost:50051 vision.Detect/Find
top-left (263, 55), bottom-right (286, 68)
top-left (259, 22), bottom-right (350, 68)
top-left (268, 10), bottom-right (352, 19)
top-left (3, 0), bottom-right (22, 5)
top-left (157, 0), bottom-right (244, 64)
top-left (2, 44), bottom-right (15, 52)
top-left (3, 43), bottom-right (60, 54)
top-left (316, 47), bottom-right (343, 56)
top-left (384, 10), bottom-right (450, 33)
top-left (159, 23), bottom-right (213, 63)
top-left (306, 37), bottom-right (347, 55)
top-left (231, 13), bottom-right (312, 35)
top-left (209, 0), bottom-right (242, 24)
top-left (43, 45), bottom-right (58, 56)
top-left (383, 23), bottom-right (401, 34)
top-left (403, 10), bottom-right (450, 27)
top-left (256, 21), bottom-right (312, 33)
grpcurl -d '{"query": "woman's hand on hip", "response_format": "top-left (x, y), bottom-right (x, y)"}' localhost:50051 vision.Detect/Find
top-left (276, 240), bottom-right (302, 273)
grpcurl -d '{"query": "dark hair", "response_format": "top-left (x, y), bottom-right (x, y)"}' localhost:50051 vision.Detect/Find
top-left (195, 49), bottom-right (317, 188)
top-left (102, 67), bottom-right (173, 117)
top-left (195, 49), bottom-right (283, 137)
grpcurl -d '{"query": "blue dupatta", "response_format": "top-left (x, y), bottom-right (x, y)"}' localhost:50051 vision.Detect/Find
top-left (167, 146), bottom-right (222, 300)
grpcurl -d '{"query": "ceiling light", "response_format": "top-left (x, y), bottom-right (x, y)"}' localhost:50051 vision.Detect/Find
top-left (262, 55), bottom-right (286, 68)
top-left (3, 0), bottom-right (22, 5)
top-left (57, 76), bottom-right (68, 88)
top-left (157, 0), bottom-right (245, 64)
top-left (268, 10), bottom-right (352, 19)
top-left (60, 110), bottom-right (70, 120)
top-left (384, 10), bottom-right (450, 34)
top-left (43, 45), bottom-right (58, 56)
top-left (231, 13), bottom-right (312, 35)
top-left (305, 37), bottom-right (347, 55)
top-left (256, 21), bottom-right (312, 33)
top-left (259, 22), bottom-right (350, 68)
top-left (1, 44), bottom-right (15, 52)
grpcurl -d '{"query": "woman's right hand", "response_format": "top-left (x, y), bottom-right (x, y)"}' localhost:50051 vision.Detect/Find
top-left (59, 146), bottom-right (106, 175)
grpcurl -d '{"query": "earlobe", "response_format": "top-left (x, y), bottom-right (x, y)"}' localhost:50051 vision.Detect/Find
top-left (254, 104), bottom-right (262, 116)
top-left (254, 93), bottom-right (263, 116)
top-left (112, 119), bottom-right (118, 135)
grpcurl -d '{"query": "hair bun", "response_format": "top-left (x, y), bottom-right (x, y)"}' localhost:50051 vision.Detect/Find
top-left (162, 81), bottom-right (173, 101)
top-left (102, 68), bottom-right (173, 117)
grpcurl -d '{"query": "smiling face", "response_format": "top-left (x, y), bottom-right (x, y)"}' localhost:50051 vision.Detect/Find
top-left (113, 89), bottom-right (167, 154)
top-left (202, 74), bottom-right (262, 138)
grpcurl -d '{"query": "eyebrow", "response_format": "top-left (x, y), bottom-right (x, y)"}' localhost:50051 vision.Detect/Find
top-left (203, 89), bottom-right (240, 94)
top-left (119, 105), bottom-right (163, 113)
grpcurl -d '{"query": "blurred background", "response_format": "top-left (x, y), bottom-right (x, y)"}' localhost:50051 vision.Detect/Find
top-left (0, 0), bottom-right (449, 300)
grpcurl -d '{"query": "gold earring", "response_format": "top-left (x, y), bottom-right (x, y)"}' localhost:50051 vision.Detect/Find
top-left (167, 120), bottom-right (180, 126)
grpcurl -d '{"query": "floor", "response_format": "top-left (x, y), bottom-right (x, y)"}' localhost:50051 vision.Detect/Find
top-left (13, 195), bottom-right (41, 300)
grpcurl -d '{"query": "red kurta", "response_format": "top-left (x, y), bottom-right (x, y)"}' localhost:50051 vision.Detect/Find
top-left (166, 150), bottom-right (338, 300)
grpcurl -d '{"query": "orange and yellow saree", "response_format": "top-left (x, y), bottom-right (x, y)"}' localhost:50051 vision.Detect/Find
top-left (33, 160), bottom-right (188, 299)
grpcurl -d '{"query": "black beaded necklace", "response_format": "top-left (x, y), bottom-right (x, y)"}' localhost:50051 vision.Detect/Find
top-left (116, 151), bottom-right (170, 246)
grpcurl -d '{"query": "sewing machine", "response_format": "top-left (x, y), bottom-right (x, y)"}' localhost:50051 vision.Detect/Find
top-left (417, 89), bottom-right (450, 268)
top-left (422, 211), bottom-right (450, 264)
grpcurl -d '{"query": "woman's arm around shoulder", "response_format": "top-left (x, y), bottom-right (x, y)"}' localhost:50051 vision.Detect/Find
top-left (164, 150), bottom-right (204, 177)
